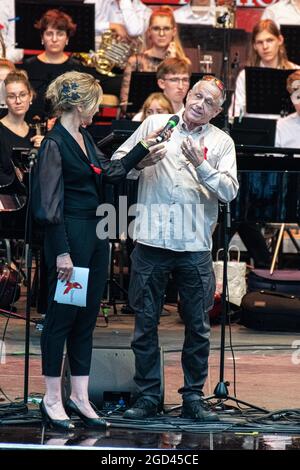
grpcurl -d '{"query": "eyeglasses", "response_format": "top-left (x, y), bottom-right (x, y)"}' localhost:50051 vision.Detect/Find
top-left (6, 92), bottom-right (30, 102)
top-left (163, 77), bottom-right (190, 85)
top-left (202, 75), bottom-right (226, 98)
top-left (150, 26), bottom-right (173, 33)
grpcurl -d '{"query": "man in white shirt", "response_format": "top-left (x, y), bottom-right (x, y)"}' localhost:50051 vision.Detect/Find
top-left (0, 0), bottom-right (23, 62)
top-left (112, 75), bottom-right (238, 420)
top-left (261, 0), bottom-right (300, 26)
top-left (174, 0), bottom-right (216, 25)
top-left (84, 0), bottom-right (152, 49)
top-left (276, 70), bottom-right (300, 147)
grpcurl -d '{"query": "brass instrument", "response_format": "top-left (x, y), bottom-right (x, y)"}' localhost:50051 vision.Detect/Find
top-left (74, 30), bottom-right (142, 77)
top-left (215, 3), bottom-right (236, 29)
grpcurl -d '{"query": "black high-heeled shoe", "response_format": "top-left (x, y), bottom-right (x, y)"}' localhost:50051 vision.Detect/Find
top-left (40, 400), bottom-right (75, 431)
top-left (65, 398), bottom-right (108, 429)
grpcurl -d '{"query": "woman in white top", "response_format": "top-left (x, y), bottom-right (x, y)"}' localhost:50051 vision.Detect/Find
top-left (229, 19), bottom-right (299, 120)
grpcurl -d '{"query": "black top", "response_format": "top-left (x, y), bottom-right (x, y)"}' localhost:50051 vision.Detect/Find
top-left (21, 56), bottom-right (123, 120)
top-left (33, 121), bottom-right (148, 256)
top-left (0, 121), bottom-right (34, 186)
top-left (21, 56), bottom-right (82, 120)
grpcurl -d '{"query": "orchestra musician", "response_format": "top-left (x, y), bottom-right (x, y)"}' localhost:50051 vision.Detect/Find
top-left (0, 70), bottom-right (43, 189)
top-left (229, 19), bottom-right (300, 120)
top-left (120, 6), bottom-right (189, 115)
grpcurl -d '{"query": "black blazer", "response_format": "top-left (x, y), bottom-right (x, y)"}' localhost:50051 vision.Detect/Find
top-left (33, 121), bottom-right (148, 256)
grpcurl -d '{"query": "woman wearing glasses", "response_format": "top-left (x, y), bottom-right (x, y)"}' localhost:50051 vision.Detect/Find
top-left (0, 70), bottom-right (43, 188)
top-left (120, 6), bottom-right (189, 115)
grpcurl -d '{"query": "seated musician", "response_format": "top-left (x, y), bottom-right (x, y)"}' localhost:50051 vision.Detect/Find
top-left (228, 19), bottom-right (300, 120)
top-left (0, 70), bottom-right (43, 188)
top-left (132, 58), bottom-right (191, 121)
top-left (174, 0), bottom-right (216, 26)
top-left (120, 7), bottom-right (189, 115)
top-left (132, 92), bottom-right (173, 122)
top-left (84, 0), bottom-right (152, 49)
top-left (275, 70), bottom-right (300, 148)
top-left (21, 9), bottom-right (80, 122)
top-left (261, 0), bottom-right (300, 27)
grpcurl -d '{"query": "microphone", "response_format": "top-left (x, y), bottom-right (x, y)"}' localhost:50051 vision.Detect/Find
top-left (155, 115), bottom-right (179, 143)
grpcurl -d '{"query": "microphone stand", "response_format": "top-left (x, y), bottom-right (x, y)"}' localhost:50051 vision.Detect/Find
top-left (23, 150), bottom-right (37, 404)
top-left (205, 188), bottom-right (268, 413)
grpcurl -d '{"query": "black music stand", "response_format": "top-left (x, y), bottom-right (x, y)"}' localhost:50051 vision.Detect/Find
top-left (245, 67), bottom-right (295, 116)
top-left (15, 0), bottom-right (95, 52)
top-left (127, 72), bottom-right (206, 114)
top-left (230, 117), bottom-right (276, 146)
top-left (281, 25), bottom-right (300, 66)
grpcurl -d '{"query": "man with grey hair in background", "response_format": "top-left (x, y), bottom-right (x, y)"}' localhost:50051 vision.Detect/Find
top-left (112, 75), bottom-right (238, 421)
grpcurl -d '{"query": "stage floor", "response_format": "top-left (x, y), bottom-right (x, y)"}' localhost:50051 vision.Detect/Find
top-left (1, 294), bottom-right (300, 452)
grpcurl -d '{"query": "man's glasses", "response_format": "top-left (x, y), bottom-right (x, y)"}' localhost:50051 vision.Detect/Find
top-left (6, 92), bottom-right (30, 102)
top-left (150, 26), bottom-right (173, 33)
top-left (163, 77), bottom-right (190, 85)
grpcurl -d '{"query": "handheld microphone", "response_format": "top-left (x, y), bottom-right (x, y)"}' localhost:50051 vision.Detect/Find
top-left (155, 115), bottom-right (179, 143)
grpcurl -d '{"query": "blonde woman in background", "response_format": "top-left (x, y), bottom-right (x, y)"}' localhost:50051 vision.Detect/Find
top-left (133, 92), bottom-right (173, 122)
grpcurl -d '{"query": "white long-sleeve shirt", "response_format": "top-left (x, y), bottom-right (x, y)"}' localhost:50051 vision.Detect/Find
top-left (261, 0), bottom-right (300, 26)
top-left (275, 111), bottom-right (300, 147)
top-left (174, 1), bottom-right (216, 25)
top-left (84, 0), bottom-right (152, 49)
top-left (0, 0), bottom-right (24, 62)
top-left (112, 113), bottom-right (238, 252)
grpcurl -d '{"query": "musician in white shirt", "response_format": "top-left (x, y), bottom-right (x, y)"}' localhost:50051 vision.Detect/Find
top-left (84, 0), bottom-right (152, 49)
top-left (261, 0), bottom-right (300, 27)
top-left (174, 0), bottom-right (216, 25)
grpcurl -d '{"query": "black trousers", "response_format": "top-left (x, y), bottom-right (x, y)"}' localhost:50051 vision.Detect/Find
top-left (41, 217), bottom-right (109, 377)
top-left (129, 244), bottom-right (215, 405)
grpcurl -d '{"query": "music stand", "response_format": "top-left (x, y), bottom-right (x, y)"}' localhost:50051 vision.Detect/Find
top-left (245, 67), bottom-right (295, 116)
top-left (15, 0), bottom-right (95, 52)
top-left (178, 24), bottom-right (250, 82)
top-left (281, 25), bottom-right (300, 66)
top-left (127, 72), bottom-right (206, 114)
top-left (230, 117), bottom-right (276, 146)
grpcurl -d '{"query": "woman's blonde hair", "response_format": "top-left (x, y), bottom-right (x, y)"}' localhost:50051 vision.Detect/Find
top-left (145, 6), bottom-right (187, 61)
top-left (141, 92), bottom-right (173, 121)
top-left (248, 19), bottom-right (290, 68)
top-left (4, 69), bottom-right (36, 99)
top-left (46, 71), bottom-right (102, 116)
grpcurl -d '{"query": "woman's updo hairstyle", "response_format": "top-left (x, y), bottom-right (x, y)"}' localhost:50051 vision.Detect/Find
top-left (46, 71), bottom-right (102, 116)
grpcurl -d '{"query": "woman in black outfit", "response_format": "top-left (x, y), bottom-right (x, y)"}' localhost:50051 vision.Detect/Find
top-left (33, 70), bottom-right (167, 431)
top-left (22, 9), bottom-right (122, 122)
